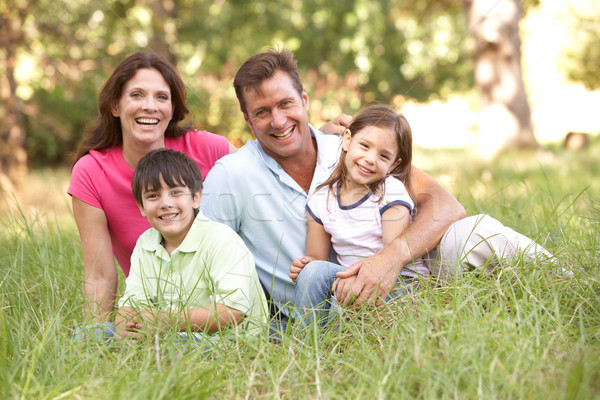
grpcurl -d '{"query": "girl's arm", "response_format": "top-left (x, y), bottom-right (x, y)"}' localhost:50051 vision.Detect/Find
top-left (72, 197), bottom-right (119, 324)
top-left (305, 212), bottom-right (331, 260)
top-left (381, 204), bottom-right (411, 246)
top-left (289, 212), bottom-right (331, 282)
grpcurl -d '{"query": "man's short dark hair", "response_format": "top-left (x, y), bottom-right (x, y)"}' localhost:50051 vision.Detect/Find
top-left (233, 48), bottom-right (303, 115)
top-left (132, 149), bottom-right (202, 206)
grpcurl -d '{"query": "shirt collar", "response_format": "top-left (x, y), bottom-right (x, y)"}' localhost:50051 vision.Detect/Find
top-left (254, 124), bottom-right (341, 194)
top-left (140, 211), bottom-right (208, 256)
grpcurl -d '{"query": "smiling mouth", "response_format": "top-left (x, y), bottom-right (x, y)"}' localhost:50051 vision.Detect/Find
top-left (136, 118), bottom-right (159, 126)
top-left (159, 213), bottom-right (178, 220)
top-left (273, 125), bottom-right (294, 139)
top-left (356, 164), bottom-right (373, 174)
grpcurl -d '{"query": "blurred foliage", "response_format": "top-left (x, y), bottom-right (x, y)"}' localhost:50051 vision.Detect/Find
top-left (3, 0), bottom-right (478, 166)
top-left (563, 2), bottom-right (600, 91)
top-left (2, 0), bottom-right (598, 166)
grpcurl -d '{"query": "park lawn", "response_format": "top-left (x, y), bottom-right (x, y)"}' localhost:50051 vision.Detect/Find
top-left (1, 139), bottom-right (599, 399)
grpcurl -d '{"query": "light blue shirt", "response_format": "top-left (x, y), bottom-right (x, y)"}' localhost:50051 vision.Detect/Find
top-left (201, 126), bottom-right (341, 314)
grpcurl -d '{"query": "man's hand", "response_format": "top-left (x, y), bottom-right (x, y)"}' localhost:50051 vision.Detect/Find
top-left (319, 114), bottom-right (352, 135)
top-left (289, 256), bottom-right (315, 282)
top-left (334, 254), bottom-right (399, 307)
top-left (332, 274), bottom-right (358, 306)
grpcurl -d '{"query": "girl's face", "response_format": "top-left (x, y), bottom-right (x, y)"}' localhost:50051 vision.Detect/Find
top-left (112, 68), bottom-right (173, 151)
top-left (342, 126), bottom-right (400, 190)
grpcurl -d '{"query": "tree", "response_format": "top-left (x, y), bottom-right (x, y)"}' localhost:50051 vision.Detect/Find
top-left (465, 0), bottom-right (538, 157)
top-left (0, 1), bottom-right (30, 190)
top-left (1, 0), bottom-right (547, 177)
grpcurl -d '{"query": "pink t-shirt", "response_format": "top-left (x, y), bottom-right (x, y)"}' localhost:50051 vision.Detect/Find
top-left (68, 130), bottom-right (229, 276)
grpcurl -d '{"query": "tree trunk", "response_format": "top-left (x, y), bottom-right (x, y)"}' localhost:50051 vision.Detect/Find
top-left (466, 0), bottom-right (538, 158)
top-left (0, 7), bottom-right (28, 190)
top-left (147, 0), bottom-right (178, 65)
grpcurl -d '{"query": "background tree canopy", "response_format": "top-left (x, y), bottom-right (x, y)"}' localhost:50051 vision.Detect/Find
top-left (0, 0), bottom-right (598, 177)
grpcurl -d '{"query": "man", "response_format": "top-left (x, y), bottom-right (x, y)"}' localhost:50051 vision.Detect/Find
top-left (201, 48), bottom-right (552, 321)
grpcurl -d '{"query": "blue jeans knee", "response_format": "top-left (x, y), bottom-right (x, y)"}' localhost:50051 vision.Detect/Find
top-left (294, 261), bottom-right (345, 324)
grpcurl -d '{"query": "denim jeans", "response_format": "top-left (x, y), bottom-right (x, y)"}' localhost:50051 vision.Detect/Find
top-left (293, 260), bottom-right (417, 326)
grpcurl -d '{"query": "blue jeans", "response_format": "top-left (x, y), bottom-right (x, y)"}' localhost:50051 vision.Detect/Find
top-left (294, 260), bottom-right (417, 326)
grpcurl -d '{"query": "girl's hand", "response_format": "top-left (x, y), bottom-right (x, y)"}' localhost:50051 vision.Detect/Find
top-left (289, 256), bottom-right (315, 282)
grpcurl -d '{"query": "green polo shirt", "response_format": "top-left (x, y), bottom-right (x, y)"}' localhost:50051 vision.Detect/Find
top-left (118, 211), bottom-right (268, 338)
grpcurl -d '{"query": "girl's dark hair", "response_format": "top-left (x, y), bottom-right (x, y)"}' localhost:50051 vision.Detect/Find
top-left (131, 148), bottom-right (202, 207)
top-left (319, 104), bottom-right (415, 204)
top-left (73, 52), bottom-right (189, 165)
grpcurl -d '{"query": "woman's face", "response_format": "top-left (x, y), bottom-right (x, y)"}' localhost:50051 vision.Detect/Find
top-left (111, 68), bottom-right (173, 151)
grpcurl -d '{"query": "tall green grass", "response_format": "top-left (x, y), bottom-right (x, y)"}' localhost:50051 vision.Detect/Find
top-left (1, 139), bottom-right (599, 399)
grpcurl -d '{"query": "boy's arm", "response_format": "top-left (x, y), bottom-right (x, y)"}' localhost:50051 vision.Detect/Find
top-left (115, 305), bottom-right (244, 336)
top-left (114, 306), bottom-right (144, 338)
top-left (180, 304), bottom-right (244, 332)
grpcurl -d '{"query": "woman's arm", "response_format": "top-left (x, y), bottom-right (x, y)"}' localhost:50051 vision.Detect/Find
top-left (227, 141), bottom-right (238, 153)
top-left (72, 197), bottom-right (119, 324)
top-left (319, 114), bottom-right (353, 135)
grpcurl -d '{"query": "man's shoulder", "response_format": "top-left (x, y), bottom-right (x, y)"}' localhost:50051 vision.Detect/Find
top-left (206, 140), bottom-right (268, 184)
top-left (218, 140), bottom-right (260, 165)
top-left (192, 213), bottom-right (247, 244)
top-left (313, 127), bottom-right (342, 167)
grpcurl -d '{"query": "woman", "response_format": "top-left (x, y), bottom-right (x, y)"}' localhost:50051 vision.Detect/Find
top-left (68, 53), bottom-right (236, 328)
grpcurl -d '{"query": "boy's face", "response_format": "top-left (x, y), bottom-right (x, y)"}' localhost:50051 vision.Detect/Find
top-left (138, 176), bottom-right (201, 249)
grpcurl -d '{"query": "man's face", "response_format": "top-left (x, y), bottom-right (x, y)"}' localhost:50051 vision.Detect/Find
top-left (242, 70), bottom-right (311, 162)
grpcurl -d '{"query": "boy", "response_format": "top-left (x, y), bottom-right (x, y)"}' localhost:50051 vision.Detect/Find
top-left (115, 149), bottom-right (267, 342)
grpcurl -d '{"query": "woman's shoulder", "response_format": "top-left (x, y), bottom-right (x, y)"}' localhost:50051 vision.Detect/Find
top-left (72, 147), bottom-right (121, 173)
top-left (167, 130), bottom-right (229, 164)
top-left (170, 129), bottom-right (228, 148)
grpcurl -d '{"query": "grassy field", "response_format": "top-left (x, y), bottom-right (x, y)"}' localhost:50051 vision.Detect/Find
top-left (1, 139), bottom-right (599, 399)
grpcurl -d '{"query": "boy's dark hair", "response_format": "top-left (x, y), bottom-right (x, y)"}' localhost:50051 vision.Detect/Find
top-left (132, 149), bottom-right (203, 206)
top-left (233, 47), bottom-right (303, 116)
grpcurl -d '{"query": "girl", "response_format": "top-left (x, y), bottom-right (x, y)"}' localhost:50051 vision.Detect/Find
top-left (290, 104), bottom-right (428, 323)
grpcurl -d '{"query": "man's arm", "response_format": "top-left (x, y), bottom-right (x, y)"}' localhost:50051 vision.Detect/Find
top-left (201, 163), bottom-right (240, 231)
top-left (336, 166), bottom-right (466, 305)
